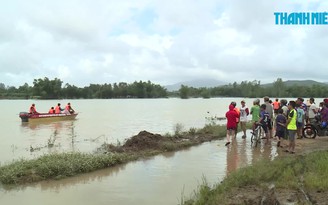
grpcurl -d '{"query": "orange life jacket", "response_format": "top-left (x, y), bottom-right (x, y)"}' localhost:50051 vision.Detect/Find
top-left (234, 107), bottom-right (240, 123)
top-left (273, 101), bottom-right (280, 110)
top-left (29, 106), bottom-right (36, 114)
top-left (49, 109), bottom-right (55, 114)
top-left (55, 106), bottom-right (61, 114)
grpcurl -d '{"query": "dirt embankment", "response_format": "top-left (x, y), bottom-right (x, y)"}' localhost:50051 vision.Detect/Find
top-left (102, 130), bottom-right (218, 153)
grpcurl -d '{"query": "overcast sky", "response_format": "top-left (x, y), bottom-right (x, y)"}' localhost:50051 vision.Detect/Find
top-left (1, 0), bottom-right (327, 87)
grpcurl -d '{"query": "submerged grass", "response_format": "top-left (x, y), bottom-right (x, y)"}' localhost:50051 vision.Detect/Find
top-left (0, 122), bottom-right (244, 185)
top-left (0, 152), bottom-right (134, 185)
top-left (183, 150), bottom-right (328, 205)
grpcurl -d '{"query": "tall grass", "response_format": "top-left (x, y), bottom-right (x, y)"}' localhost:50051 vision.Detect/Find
top-left (303, 151), bottom-right (328, 190)
top-left (0, 152), bottom-right (133, 184)
top-left (184, 151), bottom-right (328, 204)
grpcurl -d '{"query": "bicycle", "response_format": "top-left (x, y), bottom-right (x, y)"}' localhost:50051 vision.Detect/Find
top-left (251, 124), bottom-right (262, 147)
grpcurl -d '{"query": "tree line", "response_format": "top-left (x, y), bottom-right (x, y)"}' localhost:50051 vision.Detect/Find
top-left (1, 77), bottom-right (328, 99)
top-left (0, 77), bottom-right (167, 99)
top-left (177, 78), bottom-right (328, 99)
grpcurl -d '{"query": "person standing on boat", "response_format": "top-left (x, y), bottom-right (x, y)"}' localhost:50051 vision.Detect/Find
top-left (55, 103), bottom-right (64, 114)
top-left (48, 107), bottom-right (55, 114)
top-left (65, 102), bottom-right (75, 114)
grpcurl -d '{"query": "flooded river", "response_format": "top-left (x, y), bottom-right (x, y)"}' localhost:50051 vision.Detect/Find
top-left (0, 98), bottom-right (279, 204)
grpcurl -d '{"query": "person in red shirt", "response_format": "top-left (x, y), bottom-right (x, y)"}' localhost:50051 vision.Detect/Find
top-left (225, 104), bottom-right (239, 146)
top-left (230, 101), bottom-right (240, 137)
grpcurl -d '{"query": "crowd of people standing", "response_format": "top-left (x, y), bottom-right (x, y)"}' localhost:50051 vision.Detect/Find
top-left (225, 96), bottom-right (328, 154)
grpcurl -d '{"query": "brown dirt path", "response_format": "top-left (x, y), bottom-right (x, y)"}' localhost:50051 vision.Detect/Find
top-left (293, 136), bottom-right (328, 155)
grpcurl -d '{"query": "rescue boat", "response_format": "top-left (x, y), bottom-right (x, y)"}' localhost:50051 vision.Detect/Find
top-left (19, 112), bottom-right (78, 122)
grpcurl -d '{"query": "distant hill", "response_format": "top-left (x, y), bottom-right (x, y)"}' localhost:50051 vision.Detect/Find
top-left (165, 79), bottom-right (226, 91)
top-left (262, 80), bottom-right (328, 87)
top-left (165, 79), bottom-right (328, 91)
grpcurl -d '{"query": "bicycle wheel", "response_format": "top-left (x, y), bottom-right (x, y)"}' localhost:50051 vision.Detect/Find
top-left (303, 125), bottom-right (316, 139)
top-left (251, 131), bottom-right (255, 143)
top-left (254, 127), bottom-right (261, 147)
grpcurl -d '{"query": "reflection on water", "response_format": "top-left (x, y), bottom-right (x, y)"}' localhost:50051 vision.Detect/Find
top-left (226, 138), bottom-right (239, 174)
top-left (0, 131), bottom-right (280, 205)
top-left (238, 139), bottom-right (249, 168)
top-left (226, 130), bottom-right (278, 175)
top-left (1, 143), bottom-right (221, 205)
top-left (4, 163), bottom-right (128, 193)
top-left (1, 147), bottom-right (184, 193)
top-left (21, 120), bottom-right (71, 130)
top-left (18, 120), bottom-right (82, 159)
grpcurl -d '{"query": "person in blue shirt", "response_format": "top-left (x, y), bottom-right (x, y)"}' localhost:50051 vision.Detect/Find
top-left (275, 109), bottom-right (286, 147)
top-left (258, 104), bottom-right (270, 143)
top-left (296, 103), bottom-right (305, 139)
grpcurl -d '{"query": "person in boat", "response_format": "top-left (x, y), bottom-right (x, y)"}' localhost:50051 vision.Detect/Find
top-left (48, 107), bottom-right (55, 114)
top-left (29, 103), bottom-right (39, 114)
top-left (55, 103), bottom-right (64, 114)
top-left (65, 102), bottom-right (75, 114)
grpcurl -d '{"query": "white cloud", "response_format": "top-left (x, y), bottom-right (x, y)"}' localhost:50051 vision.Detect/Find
top-left (0, 0), bottom-right (328, 87)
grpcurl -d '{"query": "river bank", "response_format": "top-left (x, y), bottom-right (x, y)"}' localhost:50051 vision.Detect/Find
top-left (183, 137), bottom-right (328, 205)
top-left (0, 123), bottom-right (230, 185)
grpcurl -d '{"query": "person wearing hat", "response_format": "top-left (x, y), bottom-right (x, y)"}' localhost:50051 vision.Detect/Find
top-left (225, 104), bottom-right (239, 146)
top-left (239, 100), bottom-right (249, 139)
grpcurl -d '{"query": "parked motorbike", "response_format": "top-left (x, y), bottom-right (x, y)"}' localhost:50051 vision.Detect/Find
top-left (303, 117), bottom-right (328, 139)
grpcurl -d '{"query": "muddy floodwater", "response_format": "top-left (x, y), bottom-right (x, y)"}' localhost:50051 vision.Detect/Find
top-left (0, 137), bottom-right (278, 205)
top-left (0, 98), bottom-right (280, 204)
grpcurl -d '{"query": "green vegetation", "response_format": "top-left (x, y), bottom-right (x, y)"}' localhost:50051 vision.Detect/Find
top-left (0, 152), bottom-right (134, 184)
top-left (183, 150), bottom-right (328, 205)
top-left (0, 78), bottom-right (167, 99)
top-left (176, 78), bottom-right (328, 98)
top-left (0, 122), bottom-right (237, 185)
top-left (1, 77), bottom-right (328, 99)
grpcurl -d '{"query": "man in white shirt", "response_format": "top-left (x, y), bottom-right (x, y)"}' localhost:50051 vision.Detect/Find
top-left (239, 100), bottom-right (249, 139)
top-left (308, 97), bottom-right (317, 124)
